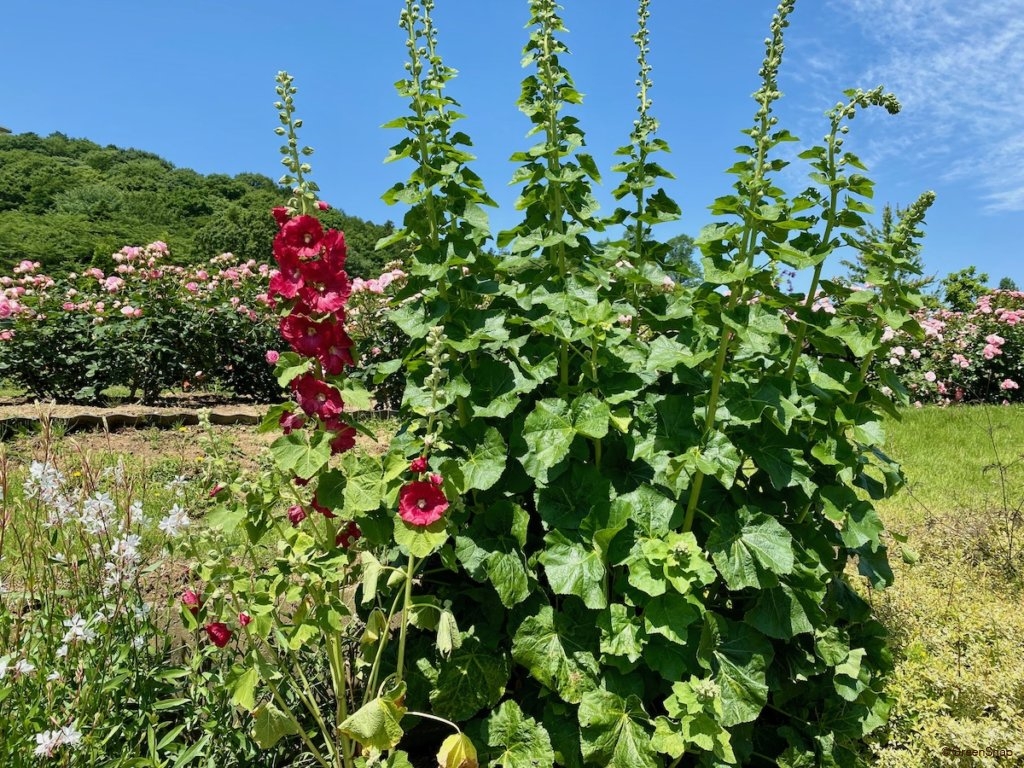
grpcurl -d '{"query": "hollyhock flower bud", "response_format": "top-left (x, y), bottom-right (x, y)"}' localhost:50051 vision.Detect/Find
top-left (238, 612), bottom-right (252, 627)
top-left (316, 200), bottom-right (330, 210)
top-left (287, 505), bottom-right (307, 526)
top-left (181, 589), bottom-right (201, 614)
top-left (429, 473), bottom-right (444, 487)
top-left (208, 484), bottom-right (226, 498)
top-left (335, 521), bottom-right (361, 549)
top-left (265, 349), bottom-right (280, 365)
top-left (205, 622), bottom-right (233, 648)
top-left (410, 457), bottom-right (428, 473)
top-left (398, 481), bottom-right (449, 527)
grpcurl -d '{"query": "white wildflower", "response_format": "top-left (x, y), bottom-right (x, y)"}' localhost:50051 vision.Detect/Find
top-left (62, 614), bottom-right (96, 645)
top-left (158, 504), bottom-right (190, 537)
top-left (14, 658), bottom-right (36, 676)
top-left (163, 475), bottom-right (189, 497)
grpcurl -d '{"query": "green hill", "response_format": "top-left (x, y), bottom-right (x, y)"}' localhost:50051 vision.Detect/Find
top-left (0, 131), bottom-right (403, 277)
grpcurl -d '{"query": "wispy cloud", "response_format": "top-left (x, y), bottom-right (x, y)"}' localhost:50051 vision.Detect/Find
top-left (819, 0), bottom-right (1024, 213)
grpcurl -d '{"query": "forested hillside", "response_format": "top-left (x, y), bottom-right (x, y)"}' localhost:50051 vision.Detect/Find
top-left (0, 131), bottom-right (403, 277)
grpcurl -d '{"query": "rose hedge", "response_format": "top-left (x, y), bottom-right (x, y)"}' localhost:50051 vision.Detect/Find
top-left (0, 245), bottom-right (407, 404)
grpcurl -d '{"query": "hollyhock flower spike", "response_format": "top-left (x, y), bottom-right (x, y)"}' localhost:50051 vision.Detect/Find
top-left (398, 481), bottom-right (449, 527)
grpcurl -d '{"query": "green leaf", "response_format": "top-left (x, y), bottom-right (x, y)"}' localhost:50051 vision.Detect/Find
top-left (339, 690), bottom-right (406, 752)
top-left (339, 452), bottom-right (385, 513)
top-left (539, 530), bottom-right (607, 609)
top-left (394, 513), bottom-right (448, 558)
top-left (460, 426), bottom-right (507, 491)
top-left (252, 702), bottom-right (299, 749)
top-left (597, 604), bottom-right (645, 663)
top-left (485, 701), bottom-right (555, 768)
top-left (745, 582), bottom-right (815, 639)
top-left (230, 666), bottom-right (258, 712)
top-left (521, 399), bottom-right (574, 481)
top-left (578, 690), bottom-right (659, 768)
top-left (643, 593), bottom-right (703, 645)
top-left (610, 485), bottom-right (677, 537)
top-left (270, 430), bottom-right (331, 479)
top-left (571, 392), bottom-right (610, 439)
top-left (430, 638), bottom-right (512, 721)
top-left (706, 508), bottom-right (795, 590)
top-left (512, 604), bottom-right (600, 704)
top-left (699, 614), bottom-right (773, 727)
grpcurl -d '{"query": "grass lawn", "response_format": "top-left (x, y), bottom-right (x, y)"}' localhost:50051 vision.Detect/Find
top-left (868, 405), bottom-right (1024, 766)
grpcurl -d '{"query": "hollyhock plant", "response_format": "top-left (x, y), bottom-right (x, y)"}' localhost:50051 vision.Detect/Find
top-left (398, 481), bottom-right (449, 527)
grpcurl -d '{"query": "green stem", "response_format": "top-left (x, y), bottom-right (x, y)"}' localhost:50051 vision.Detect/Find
top-left (395, 554), bottom-right (419, 684)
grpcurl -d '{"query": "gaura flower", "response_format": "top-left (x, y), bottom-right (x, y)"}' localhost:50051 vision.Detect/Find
top-left (205, 622), bottom-right (233, 648)
top-left (398, 481), bottom-right (449, 527)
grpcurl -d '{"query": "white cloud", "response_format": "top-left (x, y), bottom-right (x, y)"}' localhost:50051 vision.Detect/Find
top-left (823, 0), bottom-right (1024, 212)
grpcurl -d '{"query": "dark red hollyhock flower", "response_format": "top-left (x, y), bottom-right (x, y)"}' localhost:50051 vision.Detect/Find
top-left (276, 215), bottom-right (324, 259)
top-left (181, 589), bottom-right (201, 615)
top-left (319, 329), bottom-right (355, 376)
top-left (205, 622), bottom-right (233, 648)
top-left (328, 424), bottom-right (357, 455)
top-left (295, 229), bottom-right (348, 286)
top-left (335, 521), bottom-right (361, 549)
top-left (280, 313), bottom-right (338, 358)
top-left (279, 410), bottom-right (306, 435)
top-left (272, 207), bottom-right (291, 228)
top-left (238, 612), bottom-right (252, 627)
top-left (291, 374), bottom-right (344, 421)
top-left (409, 456), bottom-right (428, 473)
top-left (398, 481), bottom-right (449, 527)
top-left (311, 493), bottom-right (336, 519)
top-left (287, 505), bottom-right (307, 526)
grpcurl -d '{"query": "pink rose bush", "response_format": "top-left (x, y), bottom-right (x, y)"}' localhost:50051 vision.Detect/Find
top-left (880, 289), bottom-right (1024, 404)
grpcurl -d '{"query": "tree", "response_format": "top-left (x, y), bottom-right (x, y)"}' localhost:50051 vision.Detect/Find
top-left (998, 276), bottom-right (1019, 291)
top-left (662, 232), bottom-right (701, 285)
top-left (941, 266), bottom-right (989, 311)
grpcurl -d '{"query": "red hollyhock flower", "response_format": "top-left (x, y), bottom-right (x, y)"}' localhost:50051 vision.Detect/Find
top-left (328, 424), bottom-right (357, 455)
top-left (276, 215), bottom-right (324, 259)
top-left (319, 329), bottom-right (355, 375)
top-left (291, 374), bottom-right (344, 421)
top-left (409, 456), bottom-right (428, 473)
top-left (238, 612), bottom-right (252, 627)
top-left (311, 493), bottom-right (336, 519)
top-left (272, 207), bottom-right (291, 228)
top-left (287, 505), bottom-right (307, 526)
top-left (268, 257), bottom-right (304, 301)
top-left (279, 314), bottom-right (339, 358)
top-left (335, 521), bottom-right (361, 549)
top-left (181, 589), bottom-right (201, 615)
top-left (398, 481), bottom-right (449, 527)
top-left (279, 410), bottom-right (305, 435)
top-left (205, 622), bottom-right (233, 648)
top-left (297, 282), bottom-right (349, 314)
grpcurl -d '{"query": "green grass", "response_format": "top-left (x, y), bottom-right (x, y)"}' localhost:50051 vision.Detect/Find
top-left (879, 404), bottom-right (1024, 522)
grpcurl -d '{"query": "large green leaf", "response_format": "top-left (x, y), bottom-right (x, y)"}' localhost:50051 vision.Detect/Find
top-left (484, 701), bottom-right (555, 768)
top-left (597, 604), bottom-right (646, 663)
top-left (270, 430), bottom-right (331, 480)
top-left (706, 508), bottom-right (795, 590)
top-left (459, 426), bottom-right (507, 491)
top-left (521, 399), bottom-right (575, 481)
top-left (430, 638), bottom-right (512, 721)
top-left (610, 484), bottom-right (677, 537)
top-left (578, 690), bottom-right (659, 768)
top-left (512, 604), bottom-right (599, 704)
top-left (570, 392), bottom-right (610, 439)
top-left (339, 690), bottom-right (406, 752)
top-left (745, 582), bottom-right (815, 639)
top-left (252, 702), bottom-right (299, 749)
top-left (539, 530), bottom-right (607, 609)
top-left (699, 614), bottom-right (773, 727)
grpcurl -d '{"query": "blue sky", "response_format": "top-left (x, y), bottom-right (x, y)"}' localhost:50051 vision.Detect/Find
top-left (3, 1), bottom-right (1022, 290)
